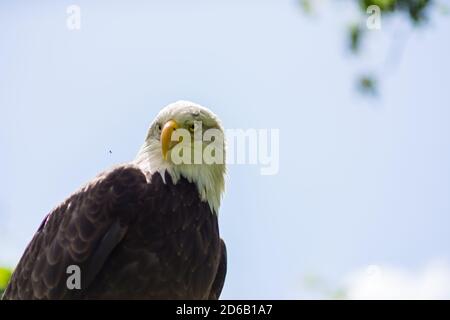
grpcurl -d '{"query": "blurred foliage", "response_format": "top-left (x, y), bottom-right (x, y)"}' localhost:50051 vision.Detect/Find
top-left (0, 267), bottom-right (12, 297)
top-left (360, 0), bottom-right (431, 23)
top-left (299, 0), bottom-right (313, 14)
top-left (358, 74), bottom-right (378, 96)
top-left (300, 0), bottom-right (437, 97)
top-left (350, 0), bottom-right (432, 54)
top-left (349, 23), bottom-right (363, 53)
top-left (302, 273), bottom-right (348, 299)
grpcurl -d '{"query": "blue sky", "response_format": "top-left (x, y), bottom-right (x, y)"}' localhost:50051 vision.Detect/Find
top-left (1, 0), bottom-right (450, 299)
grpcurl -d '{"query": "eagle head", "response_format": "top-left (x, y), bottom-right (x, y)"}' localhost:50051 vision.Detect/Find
top-left (135, 100), bottom-right (226, 214)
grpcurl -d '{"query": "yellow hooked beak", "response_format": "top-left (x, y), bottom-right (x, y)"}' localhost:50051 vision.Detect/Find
top-left (161, 120), bottom-right (179, 160)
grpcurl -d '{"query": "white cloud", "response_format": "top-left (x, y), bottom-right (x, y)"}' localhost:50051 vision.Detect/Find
top-left (344, 260), bottom-right (450, 300)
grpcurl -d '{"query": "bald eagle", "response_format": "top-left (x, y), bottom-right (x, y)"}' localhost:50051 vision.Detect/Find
top-left (2, 101), bottom-right (227, 300)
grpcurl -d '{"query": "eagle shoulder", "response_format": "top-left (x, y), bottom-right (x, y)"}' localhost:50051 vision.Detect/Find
top-left (2, 164), bottom-right (148, 300)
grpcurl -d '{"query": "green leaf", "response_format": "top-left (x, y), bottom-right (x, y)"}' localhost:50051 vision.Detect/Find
top-left (299, 0), bottom-right (312, 14)
top-left (0, 267), bottom-right (12, 290)
top-left (358, 75), bottom-right (378, 96)
top-left (360, 0), bottom-right (396, 12)
top-left (349, 24), bottom-right (363, 53)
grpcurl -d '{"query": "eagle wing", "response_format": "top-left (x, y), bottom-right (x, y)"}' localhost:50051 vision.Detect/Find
top-left (2, 165), bottom-right (147, 300)
top-left (208, 239), bottom-right (227, 300)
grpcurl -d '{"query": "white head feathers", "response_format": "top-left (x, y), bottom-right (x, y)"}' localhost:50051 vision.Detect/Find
top-left (135, 101), bottom-right (226, 214)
